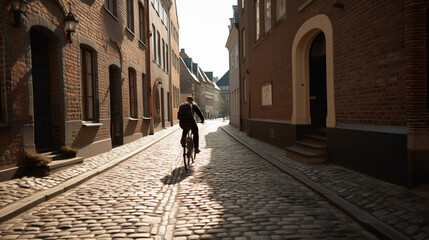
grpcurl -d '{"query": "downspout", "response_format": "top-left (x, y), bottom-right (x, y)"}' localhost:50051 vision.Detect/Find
top-left (146, 0), bottom-right (154, 134)
top-left (168, 9), bottom-right (173, 127)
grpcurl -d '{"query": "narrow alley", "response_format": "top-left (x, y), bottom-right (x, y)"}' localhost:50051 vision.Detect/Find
top-left (0, 121), bottom-right (379, 239)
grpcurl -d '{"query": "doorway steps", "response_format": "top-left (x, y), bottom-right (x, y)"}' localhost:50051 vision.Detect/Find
top-left (39, 150), bottom-right (84, 172)
top-left (285, 129), bottom-right (328, 164)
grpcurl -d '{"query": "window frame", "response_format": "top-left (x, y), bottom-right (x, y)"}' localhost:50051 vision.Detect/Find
top-left (138, 3), bottom-right (146, 43)
top-left (264, 0), bottom-right (271, 33)
top-left (152, 25), bottom-right (157, 62)
top-left (129, 68), bottom-right (138, 118)
top-left (142, 73), bottom-right (150, 117)
top-left (126, 0), bottom-right (135, 32)
top-left (105, 0), bottom-right (118, 17)
top-left (157, 31), bottom-right (161, 65)
top-left (276, 0), bottom-right (286, 21)
top-left (81, 46), bottom-right (96, 121)
top-left (255, 0), bottom-right (260, 41)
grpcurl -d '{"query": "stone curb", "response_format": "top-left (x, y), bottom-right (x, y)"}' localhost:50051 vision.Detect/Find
top-left (0, 127), bottom-right (179, 223)
top-left (220, 126), bottom-right (409, 240)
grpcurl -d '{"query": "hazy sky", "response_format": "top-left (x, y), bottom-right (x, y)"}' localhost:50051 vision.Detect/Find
top-left (176, 0), bottom-right (235, 79)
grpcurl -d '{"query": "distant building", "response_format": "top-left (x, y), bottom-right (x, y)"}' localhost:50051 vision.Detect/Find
top-left (179, 49), bottom-right (220, 119)
top-left (225, 5), bottom-right (240, 127)
top-left (217, 71), bottom-right (230, 118)
top-left (238, 0), bottom-right (429, 186)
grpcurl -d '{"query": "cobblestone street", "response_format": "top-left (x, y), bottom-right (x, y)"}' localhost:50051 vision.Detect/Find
top-left (0, 121), bottom-right (378, 239)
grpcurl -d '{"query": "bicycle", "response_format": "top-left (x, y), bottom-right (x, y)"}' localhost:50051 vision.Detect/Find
top-left (182, 128), bottom-right (195, 171)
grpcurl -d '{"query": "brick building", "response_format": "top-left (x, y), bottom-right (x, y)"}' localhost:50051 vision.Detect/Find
top-left (0, 0), bottom-right (159, 178)
top-left (238, 0), bottom-right (429, 186)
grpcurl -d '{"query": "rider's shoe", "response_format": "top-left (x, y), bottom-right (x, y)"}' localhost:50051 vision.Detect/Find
top-left (195, 148), bottom-right (200, 154)
top-left (180, 139), bottom-right (185, 147)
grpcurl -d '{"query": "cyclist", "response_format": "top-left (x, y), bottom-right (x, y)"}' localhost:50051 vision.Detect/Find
top-left (178, 96), bottom-right (204, 153)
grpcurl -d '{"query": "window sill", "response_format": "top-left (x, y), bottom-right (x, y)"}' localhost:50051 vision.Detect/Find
top-left (139, 40), bottom-right (147, 48)
top-left (126, 27), bottom-right (135, 37)
top-left (129, 117), bottom-right (139, 121)
top-left (143, 116), bottom-right (151, 120)
top-left (82, 121), bottom-right (103, 127)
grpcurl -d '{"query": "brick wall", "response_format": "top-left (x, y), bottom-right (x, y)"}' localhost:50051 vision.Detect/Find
top-left (241, 0), bottom-right (410, 127)
top-left (0, 0), bottom-right (151, 168)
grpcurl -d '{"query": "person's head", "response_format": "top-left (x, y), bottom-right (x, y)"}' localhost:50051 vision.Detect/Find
top-left (186, 96), bottom-right (194, 104)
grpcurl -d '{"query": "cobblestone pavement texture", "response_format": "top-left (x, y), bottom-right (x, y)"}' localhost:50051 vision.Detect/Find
top-left (0, 125), bottom-right (179, 209)
top-left (221, 125), bottom-right (429, 240)
top-left (0, 120), bottom-right (379, 239)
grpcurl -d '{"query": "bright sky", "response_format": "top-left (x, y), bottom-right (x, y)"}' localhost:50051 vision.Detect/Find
top-left (176, 0), bottom-right (234, 79)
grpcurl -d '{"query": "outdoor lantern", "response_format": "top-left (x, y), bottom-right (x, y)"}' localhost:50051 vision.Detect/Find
top-left (64, 3), bottom-right (78, 44)
top-left (9, 0), bottom-right (28, 27)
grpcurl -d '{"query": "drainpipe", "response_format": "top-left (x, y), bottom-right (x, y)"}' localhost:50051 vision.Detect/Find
top-left (146, 0), bottom-right (154, 134)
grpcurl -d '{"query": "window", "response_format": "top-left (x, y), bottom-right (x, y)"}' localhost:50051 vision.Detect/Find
top-left (105, 0), bottom-right (117, 16)
top-left (264, 0), bottom-right (271, 33)
top-left (127, 0), bottom-right (134, 32)
top-left (162, 39), bottom-right (165, 69)
top-left (129, 69), bottom-right (137, 118)
top-left (157, 31), bottom-right (161, 65)
top-left (154, 0), bottom-right (159, 12)
top-left (277, 0), bottom-right (286, 20)
top-left (255, 0), bottom-right (260, 40)
top-left (142, 74), bottom-right (149, 117)
top-left (242, 28), bottom-right (246, 59)
top-left (139, 3), bottom-right (146, 42)
top-left (242, 0), bottom-right (245, 10)
top-left (81, 47), bottom-right (96, 120)
top-left (166, 44), bottom-right (169, 71)
top-left (152, 25), bottom-right (156, 61)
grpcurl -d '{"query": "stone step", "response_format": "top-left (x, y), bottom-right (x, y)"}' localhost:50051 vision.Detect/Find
top-left (48, 157), bottom-right (84, 171)
top-left (294, 141), bottom-right (327, 155)
top-left (285, 146), bottom-right (327, 164)
top-left (303, 134), bottom-right (327, 146)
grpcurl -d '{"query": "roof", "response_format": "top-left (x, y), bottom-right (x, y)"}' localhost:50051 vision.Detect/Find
top-left (216, 70), bottom-right (229, 87)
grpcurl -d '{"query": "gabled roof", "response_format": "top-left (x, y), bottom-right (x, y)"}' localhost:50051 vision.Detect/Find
top-left (180, 57), bottom-right (199, 83)
top-left (217, 70), bottom-right (229, 87)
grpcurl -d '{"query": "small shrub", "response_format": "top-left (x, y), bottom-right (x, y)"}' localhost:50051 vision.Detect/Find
top-left (23, 150), bottom-right (52, 177)
top-left (60, 146), bottom-right (78, 157)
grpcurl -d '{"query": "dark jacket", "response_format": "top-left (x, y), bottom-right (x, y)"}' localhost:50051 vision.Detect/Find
top-left (179, 103), bottom-right (204, 126)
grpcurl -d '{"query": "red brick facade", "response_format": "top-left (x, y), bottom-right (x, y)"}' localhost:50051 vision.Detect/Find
top-left (238, 0), bottom-right (429, 186)
top-left (0, 0), bottom-right (170, 174)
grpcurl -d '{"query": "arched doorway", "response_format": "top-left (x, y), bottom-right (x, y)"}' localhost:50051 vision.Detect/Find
top-left (292, 14), bottom-right (335, 128)
top-left (31, 27), bottom-right (61, 151)
top-left (153, 82), bottom-right (161, 129)
top-left (109, 65), bottom-right (123, 146)
top-left (309, 32), bottom-right (327, 129)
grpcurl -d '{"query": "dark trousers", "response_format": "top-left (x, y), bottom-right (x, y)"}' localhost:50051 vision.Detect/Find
top-left (180, 120), bottom-right (199, 149)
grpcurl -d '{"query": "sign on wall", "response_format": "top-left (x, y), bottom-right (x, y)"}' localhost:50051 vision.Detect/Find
top-left (261, 82), bottom-right (272, 106)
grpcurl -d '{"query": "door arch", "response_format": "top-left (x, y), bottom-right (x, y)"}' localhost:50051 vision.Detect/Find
top-left (291, 14), bottom-right (336, 128)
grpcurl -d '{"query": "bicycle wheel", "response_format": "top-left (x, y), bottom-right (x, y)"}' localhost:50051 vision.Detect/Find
top-left (186, 137), bottom-right (193, 170)
top-left (183, 142), bottom-right (189, 171)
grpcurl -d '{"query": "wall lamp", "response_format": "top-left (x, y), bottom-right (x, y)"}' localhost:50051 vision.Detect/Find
top-left (333, 2), bottom-right (344, 9)
top-left (64, 3), bottom-right (78, 44)
top-left (9, 0), bottom-right (28, 27)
